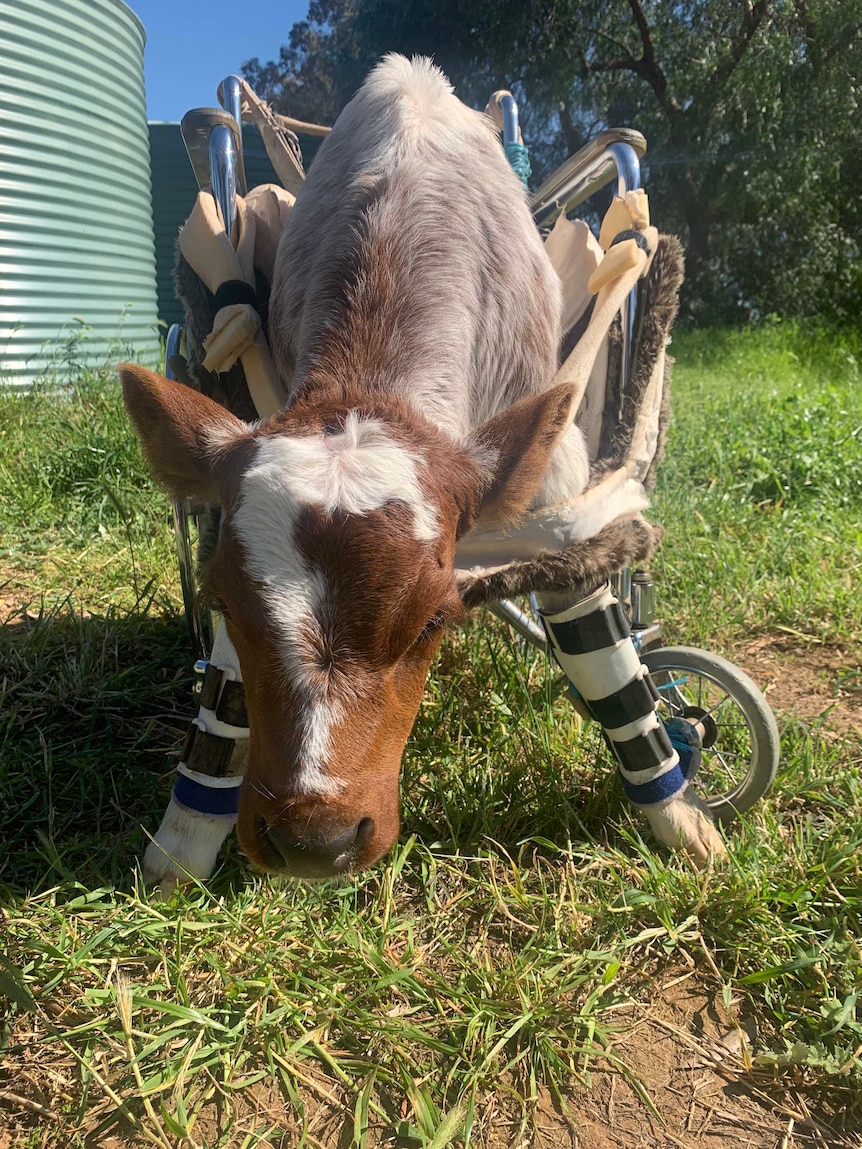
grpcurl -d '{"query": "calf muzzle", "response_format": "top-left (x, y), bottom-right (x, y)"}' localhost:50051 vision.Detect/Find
top-left (257, 815), bottom-right (374, 879)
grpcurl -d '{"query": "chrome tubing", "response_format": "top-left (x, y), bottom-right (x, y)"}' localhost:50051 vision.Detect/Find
top-left (607, 142), bottom-right (641, 399)
top-left (629, 568), bottom-right (656, 628)
top-left (209, 123), bottom-right (239, 242)
top-left (164, 321), bottom-right (183, 377)
top-left (529, 128), bottom-right (646, 229)
top-left (499, 92), bottom-right (520, 147)
top-left (612, 568), bottom-right (632, 608)
top-left (218, 75), bottom-right (247, 195)
top-left (607, 141), bottom-right (640, 199)
top-left (219, 74), bottom-right (243, 134)
top-left (488, 599), bottom-right (548, 650)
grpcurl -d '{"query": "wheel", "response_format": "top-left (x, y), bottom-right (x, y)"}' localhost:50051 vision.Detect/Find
top-left (641, 646), bottom-right (780, 824)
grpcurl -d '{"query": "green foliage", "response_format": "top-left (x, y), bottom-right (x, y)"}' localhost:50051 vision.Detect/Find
top-left (243, 0), bottom-right (862, 324)
top-left (666, 326), bottom-right (862, 507)
top-left (1, 373), bottom-right (151, 534)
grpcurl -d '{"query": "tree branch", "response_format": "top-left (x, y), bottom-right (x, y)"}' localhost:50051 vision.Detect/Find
top-left (710, 0), bottom-right (774, 90)
top-left (586, 1), bottom-right (681, 117)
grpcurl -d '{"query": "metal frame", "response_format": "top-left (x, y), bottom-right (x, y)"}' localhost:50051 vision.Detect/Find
top-left (170, 73), bottom-right (252, 659)
top-left (499, 93), bottom-right (521, 147)
top-left (490, 133), bottom-right (653, 652)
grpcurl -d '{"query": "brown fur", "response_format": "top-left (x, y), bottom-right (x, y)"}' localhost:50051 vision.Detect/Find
top-left (458, 516), bottom-right (661, 608)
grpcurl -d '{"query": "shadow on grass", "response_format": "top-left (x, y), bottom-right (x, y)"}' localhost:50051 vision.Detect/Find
top-left (0, 599), bottom-right (632, 901)
top-left (0, 603), bottom-right (197, 893)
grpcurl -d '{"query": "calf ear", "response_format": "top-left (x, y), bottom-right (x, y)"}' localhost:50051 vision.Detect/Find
top-left (120, 364), bottom-right (251, 503)
top-left (466, 380), bottom-right (577, 526)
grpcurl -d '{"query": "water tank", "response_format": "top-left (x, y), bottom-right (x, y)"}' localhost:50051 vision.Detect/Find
top-left (0, 0), bottom-right (159, 387)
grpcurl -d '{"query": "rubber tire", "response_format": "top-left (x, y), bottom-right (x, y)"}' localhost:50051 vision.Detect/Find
top-left (641, 645), bottom-right (780, 825)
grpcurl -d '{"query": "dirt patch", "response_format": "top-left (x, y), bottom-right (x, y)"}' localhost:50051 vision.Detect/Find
top-left (2, 980), bottom-right (857, 1148)
top-left (0, 568), bottom-right (38, 623)
top-left (736, 636), bottom-right (862, 740)
top-left (510, 977), bottom-right (859, 1149)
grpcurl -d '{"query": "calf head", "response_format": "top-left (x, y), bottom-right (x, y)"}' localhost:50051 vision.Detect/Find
top-left (122, 365), bottom-right (579, 878)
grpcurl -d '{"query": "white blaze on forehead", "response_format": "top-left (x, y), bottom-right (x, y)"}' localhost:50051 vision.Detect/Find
top-left (232, 412), bottom-right (436, 796)
top-left (259, 410), bottom-right (438, 541)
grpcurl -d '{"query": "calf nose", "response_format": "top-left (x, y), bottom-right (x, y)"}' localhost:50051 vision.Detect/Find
top-left (260, 816), bottom-right (373, 878)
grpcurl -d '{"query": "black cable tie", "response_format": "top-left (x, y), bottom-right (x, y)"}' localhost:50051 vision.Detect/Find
top-left (213, 279), bottom-right (259, 311)
top-left (610, 228), bottom-right (651, 254)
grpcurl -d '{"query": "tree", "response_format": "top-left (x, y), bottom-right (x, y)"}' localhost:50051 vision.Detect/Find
top-left (242, 1), bottom-right (862, 323)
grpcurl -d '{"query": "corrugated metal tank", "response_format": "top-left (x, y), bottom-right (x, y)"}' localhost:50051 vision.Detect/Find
top-left (0, 0), bottom-right (159, 386)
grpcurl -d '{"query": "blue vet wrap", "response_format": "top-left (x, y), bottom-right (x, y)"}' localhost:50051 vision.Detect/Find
top-left (616, 728), bottom-right (701, 806)
top-left (504, 141), bottom-right (532, 186)
top-left (173, 774), bottom-right (241, 817)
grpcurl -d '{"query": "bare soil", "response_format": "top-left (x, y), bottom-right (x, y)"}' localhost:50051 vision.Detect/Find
top-left (737, 635), bottom-right (862, 741)
top-left (2, 978), bottom-right (859, 1147)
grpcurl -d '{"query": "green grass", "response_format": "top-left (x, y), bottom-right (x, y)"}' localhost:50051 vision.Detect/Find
top-left (653, 322), bottom-right (862, 647)
top-left (0, 326), bottom-right (860, 1147)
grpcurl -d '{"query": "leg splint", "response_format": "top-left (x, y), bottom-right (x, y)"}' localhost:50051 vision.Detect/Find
top-left (143, 621), bottom-right (248, 891)
top-left (171, 622), bottom-right (248, 820)
top-left (541, 583), bottom-right (698, 806)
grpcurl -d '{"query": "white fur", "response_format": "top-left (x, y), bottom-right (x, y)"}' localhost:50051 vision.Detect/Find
top-left (643, 789), bottom-right (727, 863)
top-left (270, 55), bottom-right (565, 446)
top-left (234, 415), bottom-right (441, 799)
top-left (233, 444), bottom-right (342, 797)
top-left (233, 416), bottom-right (440, 796)
top-left (143, 798), bottom-right (236, 897)
top-left (535, 423), bottom-right (592, 511)
top-left (259, 413), bottom-right (437, 540)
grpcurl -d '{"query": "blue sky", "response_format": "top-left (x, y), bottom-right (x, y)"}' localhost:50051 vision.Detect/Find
top-left (131, 0), bottom-right (309, 121)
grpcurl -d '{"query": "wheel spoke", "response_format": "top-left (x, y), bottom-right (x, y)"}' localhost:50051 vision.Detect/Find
top-left (699, 693), bottom-right (736, 721)
top-left (709, 745), bottom-right (738, 779)
top-left (707, 748), bottom-right (749, 762)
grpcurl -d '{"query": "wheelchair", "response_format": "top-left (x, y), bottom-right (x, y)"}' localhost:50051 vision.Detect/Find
top-left (164, 74), bottom-right (779, 832)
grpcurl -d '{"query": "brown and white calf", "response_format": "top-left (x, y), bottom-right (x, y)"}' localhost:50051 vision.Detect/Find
top-left (123, 56), bottom-right (721, 889)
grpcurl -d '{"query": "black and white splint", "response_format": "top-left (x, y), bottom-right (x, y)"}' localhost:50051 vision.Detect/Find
top-left (541, 583), bottom-right (698, 808)
top-left (143, 622), bottom-right (248, 893)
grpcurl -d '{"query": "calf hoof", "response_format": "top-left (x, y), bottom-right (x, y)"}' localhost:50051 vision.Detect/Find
top-left (142, 798), bottom-right (235, 897)
top-left (142, 866), bottom-right (183, 901)
top-left (642, 788), bottom-right (728, 864)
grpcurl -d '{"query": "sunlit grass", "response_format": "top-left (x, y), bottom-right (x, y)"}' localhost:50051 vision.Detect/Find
top-left (0, 327), bottom-right (860, 1146)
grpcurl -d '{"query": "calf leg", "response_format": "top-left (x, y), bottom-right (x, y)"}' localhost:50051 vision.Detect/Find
top-left (537, 583), bottom-right (726, 861)
top-left (144, 622), bottom-right (248, 895)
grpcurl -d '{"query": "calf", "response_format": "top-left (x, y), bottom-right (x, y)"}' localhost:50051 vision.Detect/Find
top-left (123, 56), bottom-right (718, 886)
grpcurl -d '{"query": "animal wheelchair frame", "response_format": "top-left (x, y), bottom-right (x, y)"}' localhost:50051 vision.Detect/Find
top-left (166, 75), bottom-right (779, 833)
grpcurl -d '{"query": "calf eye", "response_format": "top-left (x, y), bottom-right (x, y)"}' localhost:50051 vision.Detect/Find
top-left (417, 611), bottom-right (447, 643)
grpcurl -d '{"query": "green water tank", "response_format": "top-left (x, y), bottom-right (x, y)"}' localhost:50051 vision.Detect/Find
top-left (0, 0), bottom-right (159, 386)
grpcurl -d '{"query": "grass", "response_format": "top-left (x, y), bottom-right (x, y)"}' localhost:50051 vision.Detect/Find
top-left (0, 324), bottom-right (861, 1147)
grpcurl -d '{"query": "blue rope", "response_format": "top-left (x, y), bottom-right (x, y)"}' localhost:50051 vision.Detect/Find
top-left (664, 717), bottom-right (703, 782)
top-left (504, 141), bottom-right (532, 187)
